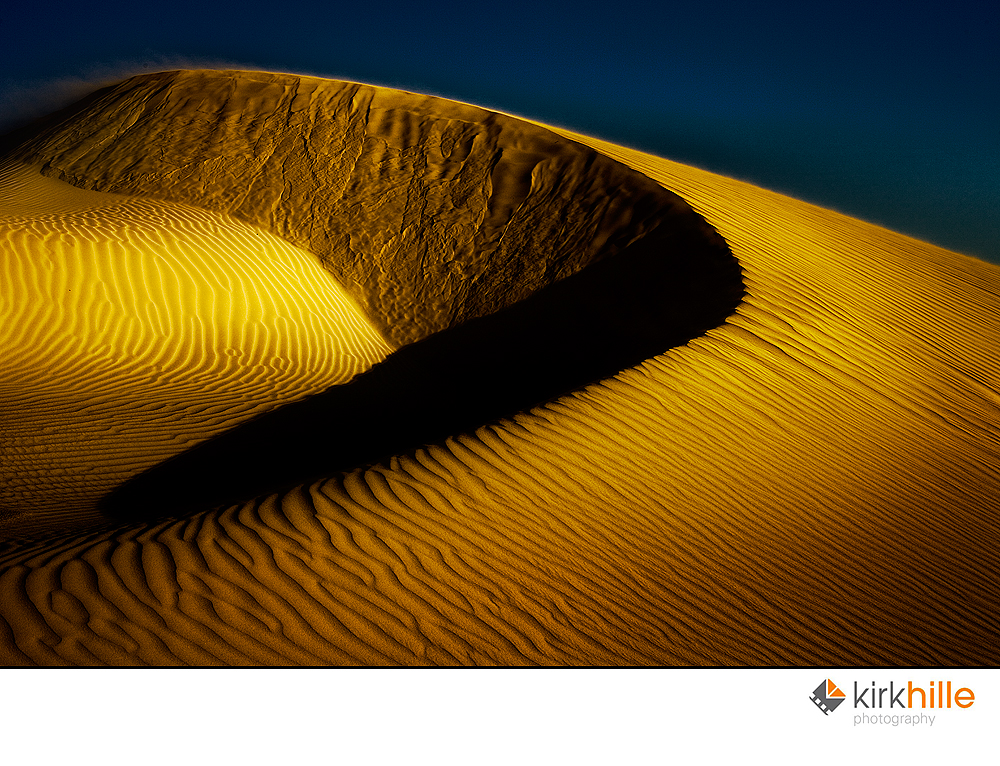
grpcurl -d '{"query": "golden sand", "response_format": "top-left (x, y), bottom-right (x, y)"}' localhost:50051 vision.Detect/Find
top-left (0, 71), bottom-right (997, 665)
top-left (0, 160), bottom-right (391, 529)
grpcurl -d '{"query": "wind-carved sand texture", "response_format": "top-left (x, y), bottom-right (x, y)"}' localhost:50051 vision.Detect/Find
top-left (0, 70), bottom-right (998, 665)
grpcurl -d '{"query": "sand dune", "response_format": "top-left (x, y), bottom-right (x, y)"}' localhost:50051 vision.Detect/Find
top-left (0, 70), bottom-right (998, 665)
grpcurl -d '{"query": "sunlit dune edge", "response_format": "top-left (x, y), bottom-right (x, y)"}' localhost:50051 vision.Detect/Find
top-left (0, 70), bottom-right (998, 666)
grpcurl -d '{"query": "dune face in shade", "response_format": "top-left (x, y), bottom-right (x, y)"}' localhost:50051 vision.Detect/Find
top-left (7, 69), bottom-right (692, 348)
top-left (1, 70), bottom-right (999, 666)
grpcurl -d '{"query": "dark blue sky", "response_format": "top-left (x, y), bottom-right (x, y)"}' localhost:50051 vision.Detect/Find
top-left (2, 0), bottom-right (997, 262)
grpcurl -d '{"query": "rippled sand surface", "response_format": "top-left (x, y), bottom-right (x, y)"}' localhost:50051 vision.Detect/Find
top-left (0, 71), bottom-right (997, 665)
top-left (0, 161), bottom-right (391, 529)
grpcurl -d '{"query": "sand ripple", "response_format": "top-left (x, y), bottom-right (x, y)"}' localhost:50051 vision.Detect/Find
top-left (0, 161), bottom-right (391, 530)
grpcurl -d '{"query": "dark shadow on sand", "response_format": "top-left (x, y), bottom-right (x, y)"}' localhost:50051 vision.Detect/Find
top-left (100, 215), bottom-right (743, 520)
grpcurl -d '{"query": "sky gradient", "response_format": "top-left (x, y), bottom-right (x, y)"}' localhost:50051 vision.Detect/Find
top-left (2, 0), bottom-right (996, 262)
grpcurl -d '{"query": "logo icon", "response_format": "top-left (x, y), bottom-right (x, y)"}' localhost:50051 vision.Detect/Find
top-left (810, 679), bottom-right (847, 715)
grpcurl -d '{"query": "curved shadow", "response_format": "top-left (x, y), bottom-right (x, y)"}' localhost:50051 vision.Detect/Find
top-left (100, 213), bottom-right (743, 521)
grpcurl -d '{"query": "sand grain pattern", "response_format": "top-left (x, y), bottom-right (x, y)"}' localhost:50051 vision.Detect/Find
top-left (0, 70), bottom-right (998, 665)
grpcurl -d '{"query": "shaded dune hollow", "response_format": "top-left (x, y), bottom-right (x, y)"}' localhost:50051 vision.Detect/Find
top-left (5, 69), bottom-right (737, 348)
top-left (2, 69), bottom-right (742, 525)
top-left (2, 69), bottom-right (999, 667)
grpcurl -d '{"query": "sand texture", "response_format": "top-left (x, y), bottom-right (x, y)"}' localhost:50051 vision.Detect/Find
top-left (0, 70), bottom-right (998, 665)
top-left (0, 160), bottom-right (392, 530)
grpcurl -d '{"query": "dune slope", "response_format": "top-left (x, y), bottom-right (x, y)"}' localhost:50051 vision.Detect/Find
top-left (0, 71), bottom-right (998, 665)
